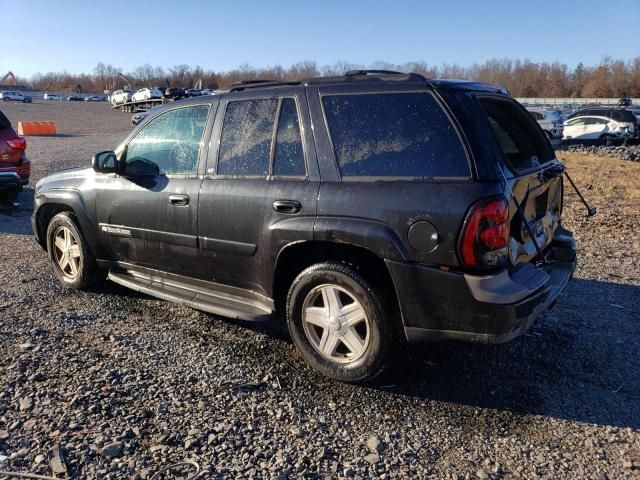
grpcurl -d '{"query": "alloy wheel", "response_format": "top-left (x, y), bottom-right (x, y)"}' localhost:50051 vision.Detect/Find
top-left (53, 226), bottom-right (82, 279)
top-left (301, 284), bottom-right (370, 363)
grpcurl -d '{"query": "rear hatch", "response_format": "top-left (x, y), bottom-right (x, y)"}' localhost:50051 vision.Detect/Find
top-left (478, 96), bottom-right (563, 266)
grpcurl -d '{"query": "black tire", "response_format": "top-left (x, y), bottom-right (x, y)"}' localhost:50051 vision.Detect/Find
top-left (600, 134), bottom-right (614, 146)
top-left (3, 97), bottom-right (9, 102)
top-left (286, 261), bottom-right (394, 383)
top-left (46, 212), bottom-right (106, 290)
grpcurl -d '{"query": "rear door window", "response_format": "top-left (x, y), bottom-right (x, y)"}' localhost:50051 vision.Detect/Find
top-left (478, 97), bottom-right (554, 172)
top-left (218, 99), bottom-right (278, 176)
top-left (273, 98), bottom-right (305, 176)
top-left (217, 97), bottom-right (306, 177)
top-left (322, 92), bottom-right (469, 178)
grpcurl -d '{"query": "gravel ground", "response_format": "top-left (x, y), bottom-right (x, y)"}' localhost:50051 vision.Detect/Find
top-left (0, 101), bottom-right (639, 479)
top-left (562, 144), bottom-right (640, 162)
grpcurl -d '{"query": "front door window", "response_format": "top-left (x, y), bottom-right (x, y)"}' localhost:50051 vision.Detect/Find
top-left (125, 105), bottom-right (209, 175)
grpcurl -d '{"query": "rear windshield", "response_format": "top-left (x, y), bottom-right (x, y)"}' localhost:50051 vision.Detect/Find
top-left (0, 110), bottom-right (10, 129)
top-left (479, 97), bottom-right (554, 172)
top-left (322, 92), bottom-right (470, 178)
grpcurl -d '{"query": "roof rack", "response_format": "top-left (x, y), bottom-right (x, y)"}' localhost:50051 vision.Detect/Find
top-left (345, 69), bottom-right (406, 76)
top-left (227, 71), bottom-right (430, 92)
top-left (229, 79), bottom-right (302, 92)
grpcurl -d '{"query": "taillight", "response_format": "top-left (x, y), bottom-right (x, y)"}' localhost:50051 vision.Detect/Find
top-left (6, 136), bottom-right (27, 151)
top-left (459, 196), bottom-right (510, 268)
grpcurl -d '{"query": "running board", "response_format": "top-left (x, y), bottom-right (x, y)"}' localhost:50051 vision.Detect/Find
top-left (107, 267), bottom-right (273, 322)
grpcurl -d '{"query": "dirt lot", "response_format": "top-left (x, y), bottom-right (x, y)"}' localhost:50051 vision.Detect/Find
top-left (0, 101), bottom-right (638, 479)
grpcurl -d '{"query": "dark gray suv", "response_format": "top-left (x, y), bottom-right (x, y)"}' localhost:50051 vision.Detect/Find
top-left (33, 71), bottom-right (577, 382)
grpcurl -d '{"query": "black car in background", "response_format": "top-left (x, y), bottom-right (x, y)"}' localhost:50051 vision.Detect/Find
top-left (32, 71), bottom-right (577, 382)
top-left (164, 87), bottom-right (186, 100)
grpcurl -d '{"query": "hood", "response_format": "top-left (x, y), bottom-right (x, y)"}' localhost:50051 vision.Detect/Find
top-left (36, 166), bottom-right (94, 189)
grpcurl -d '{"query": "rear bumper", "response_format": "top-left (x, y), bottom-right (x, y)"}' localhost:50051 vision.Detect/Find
top-left (387, 227), bottom-right (577, 344)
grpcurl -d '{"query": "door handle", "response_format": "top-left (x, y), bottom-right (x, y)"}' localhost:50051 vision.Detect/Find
top-left (273, 200), bottom-right (301, 214)
top-left (169, 194), bottom-right (189, 206)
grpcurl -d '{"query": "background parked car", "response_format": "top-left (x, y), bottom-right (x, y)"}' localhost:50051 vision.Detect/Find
top-left (44, 93), bottom-right (62, 101)
top-left (131, 88), bottom-right (163, 102)
top-left (527, 108), bottom-right (564, 139)
top-left (200, 89), bottom-right (216, 95)
top-left (110, 90), bottom-right (132, 105)
top-left (84, 95), bottom-right (106, 102)
top-left (0, 91), bottom-right (32, 103)
top-left (618, 97), bottom-right (632, 107)
top-left (566, 107), bottom-right (639, 139)
top-left (67, 95), bottom-right (84, 101)
top-left (185, 88), bottom-right (202, 97)
top-left (562, 115), bottom-right (634, 144)
top-left (0, 109), bottom-right (30, 203)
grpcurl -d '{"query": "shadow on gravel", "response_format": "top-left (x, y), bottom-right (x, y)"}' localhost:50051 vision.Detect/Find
top-left (382, 278), bottom-right (640, 430)
top-left (0, 188), bottom-right (34, 235)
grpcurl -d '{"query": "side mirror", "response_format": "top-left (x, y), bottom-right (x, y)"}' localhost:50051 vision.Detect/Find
top-left (92, 151), bottom-right (118, 173)
top-left (122, 158), bottom-right (160, 178)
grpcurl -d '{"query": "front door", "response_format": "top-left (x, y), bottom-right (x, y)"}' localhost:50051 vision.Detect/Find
top-left (196, 89), bottom-right (319, 297)
top-left (96, 103), bottom-right (213, 276)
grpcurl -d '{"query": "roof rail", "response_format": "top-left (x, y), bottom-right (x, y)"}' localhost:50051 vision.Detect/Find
top-left (345, 69), bottom-right (406, 76)
top-left (229, 79), bottom-right (302, 92)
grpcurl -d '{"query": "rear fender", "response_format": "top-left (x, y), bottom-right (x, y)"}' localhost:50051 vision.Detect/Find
top-left (314, 217), bottom-right (409, 261)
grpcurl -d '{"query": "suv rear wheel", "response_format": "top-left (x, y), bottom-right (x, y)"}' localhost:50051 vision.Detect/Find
top-left (46, 212), bottom-right (105, 290)
top-left (286, 262), bottom-right (393, 383)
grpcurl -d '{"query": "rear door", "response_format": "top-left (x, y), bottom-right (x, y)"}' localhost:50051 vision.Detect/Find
top-left (196, 88), bottom-right (319, 296)
top-left (477, 96), bottom-right (563, 266)
top-left (584, 118), bottom-right (608, 138)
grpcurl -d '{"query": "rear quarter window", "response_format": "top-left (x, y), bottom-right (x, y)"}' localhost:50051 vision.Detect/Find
top-left (322, 92), bottom-right (470, 178)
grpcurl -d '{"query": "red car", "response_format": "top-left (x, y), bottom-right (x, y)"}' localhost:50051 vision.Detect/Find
top-left (0, 109), bottom-right (29, 203)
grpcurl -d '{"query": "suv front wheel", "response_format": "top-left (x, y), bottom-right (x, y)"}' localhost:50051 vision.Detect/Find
top-left (286, 262), bottom-right (393, 383)
top-left (46, 212), bottom-right (105, 290)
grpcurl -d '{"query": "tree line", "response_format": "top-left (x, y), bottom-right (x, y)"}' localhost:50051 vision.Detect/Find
top-left (14, 57), bottom-right (640, 98)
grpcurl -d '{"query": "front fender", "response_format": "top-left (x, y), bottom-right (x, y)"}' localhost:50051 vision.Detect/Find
top-left (33, 188), bottom-right (98, 254)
